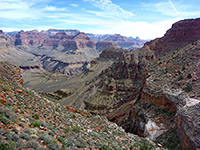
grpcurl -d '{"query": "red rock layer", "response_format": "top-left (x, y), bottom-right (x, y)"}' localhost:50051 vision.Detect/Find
top-left (141, 18), bottom-right (200, 57)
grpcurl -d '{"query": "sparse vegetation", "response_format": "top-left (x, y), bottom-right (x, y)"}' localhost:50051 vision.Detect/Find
top-left (185, 83), bottom-right (193, 92)
top-left (187, 73), bottom-right (192, 79)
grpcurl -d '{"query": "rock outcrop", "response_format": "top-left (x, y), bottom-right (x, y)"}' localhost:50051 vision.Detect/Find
top-left (103, 34), bottom-right (145, 49)
top-left (88, 33), bottom-right (146, 50)
top-left (177, 103), bottom-right (200, 150)
top-left (41, 29), bottom-right (80, 36)
top-left (99, 45), bottom-right (128, 59)
top-left (14, 30), bottom-right (49, 46)
top-left (141, 18), bottom-right (200, 57)
top-left (96, 41), bottom-right (115, 52)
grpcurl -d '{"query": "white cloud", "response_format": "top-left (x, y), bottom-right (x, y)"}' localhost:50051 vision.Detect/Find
top-left (44, 6), bottom-right (66, 11)
top-left (83, 18), bottom-right (182, 39)
top-left (83, 0), bottom-right (134, 20)
top-left (70, 4), bottom-right (79, 7)
top-left (1, 26), bottom-right (55, 32)
top-left (143, 0), bottom-right (200, 17)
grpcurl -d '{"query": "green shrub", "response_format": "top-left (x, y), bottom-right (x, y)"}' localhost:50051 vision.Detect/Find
top-left (178, 75), bottom-right (183, 81)
top-left (0, 114), bottom-right (10, 125)
top-left (16, 140), bottom-right (25, 149)
top-left (19, 122), bottom-right (25, 128)
top-left (32, 114), bottom-right (40, 120)
top-left (20, 132), bottom-right (31, 141)
top-left (71, 114), bottom-right (76, 119)
top-left (26, 140), bottom-right (39, 149)
top-left (0, 140), bottom-right (16, 150)
top-left (72, 125), bottom-right (81, 133)
top-left (0, 106), bottom-right (15, 120)
top-left (187, 73), bottom-right (192, 79)
top-left (37, 134), bottom-right (52, 145)
top-left (100, 145), bottom-right (112, 150)
top-left (30, 121), bottom-right (42, 128)
top-left (47, 142), bottom-right (60, 150)
top-left (185, 83), bottom-right (193, 92)
top-left (182, 66), bottom-right (186, 71)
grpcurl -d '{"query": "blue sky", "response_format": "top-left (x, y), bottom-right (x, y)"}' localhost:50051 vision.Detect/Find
top-left (0, 0), bottom-right (199, 39)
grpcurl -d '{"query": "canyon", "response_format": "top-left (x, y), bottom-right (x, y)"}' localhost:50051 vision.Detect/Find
top-left (0, 18), bottom-right (200, 150)
top-left (1, 29), bottom-right (145, 77)
top-left (22, 18), bottom-right (200, 150)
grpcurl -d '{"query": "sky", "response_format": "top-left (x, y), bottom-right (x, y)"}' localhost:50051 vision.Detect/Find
top-left (0, 0), bottom-right (199, 39)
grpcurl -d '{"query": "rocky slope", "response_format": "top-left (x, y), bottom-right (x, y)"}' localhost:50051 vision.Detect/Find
top-left (0, 61), bottom-right (165, 150)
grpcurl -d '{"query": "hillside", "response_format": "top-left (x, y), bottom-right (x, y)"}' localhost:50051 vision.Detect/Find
top-left (0, 61), bottom-right (164, 149)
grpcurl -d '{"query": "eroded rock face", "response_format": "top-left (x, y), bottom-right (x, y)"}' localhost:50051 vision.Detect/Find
top-left (103, 34), bottom-right (146, 49)
top-left (96, 41), bottom-right (115, 52)
top-left (141, 18), bottom-right (200, 57)
top-left (99, 46), bottom-right (128, 59)
top-left (0, 30), bottom-right (14, 48)
top-left (41, 29), bottom-right (80, 36)
top-left (177, 103), bottom-right (200, 150)
top-left (14, 30), bottom-right (49, 46)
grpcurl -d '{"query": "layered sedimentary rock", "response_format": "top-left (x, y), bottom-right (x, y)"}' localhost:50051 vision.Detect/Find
top-left (2, 30), bottom-right (99, 76)
top-left (141, 18), bottom-right (200, 57)
top-left (96, 41), bottom-right (115, 52)
top-left (14, 30), bottom-right (49, 46)
top-left (99, 46), bottom-right (128, 59)
top-left (41, 29), bottom-right (80, 36)
top-left (103, 34), bottom-right (145, 49)
top-left (88, 33), bottom-right (146, 50)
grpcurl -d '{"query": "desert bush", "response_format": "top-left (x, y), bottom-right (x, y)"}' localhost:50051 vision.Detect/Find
top-left (33, 113), bottom-right (40, 120)
top-left (185, 83), bottom-right (193, 92)
top-left (47, 141), bottom-right (60, 150)
top-left (37, 134), bottom-right (52, 145)
top-left (0, 114), bottom-right (10, 125)
top-left (72, 125), bottom-right (81, 133)
top-left (0, 140), bottom-right (16, 150)
top-left (178, 75), bottom-right (183, 81)
top-left (0, 106), bottom-right (15, 120)
top-left (187, 73), bottom-right (192, 79)
top-left (26, 140), bottom-right (39, 149)
top-left (16, 139), bottom-right (25, 149)
top-left (20, 132), bottom-right (31, 141)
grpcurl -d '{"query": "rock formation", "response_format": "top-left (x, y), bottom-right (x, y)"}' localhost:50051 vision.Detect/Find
top-left (103, 34), bottom-right (146, 49)
top-left (14, 30), bottom-right (49, 46)
top-left (34, 18), bottom-right (200, 150)
top-left (87, 33), bottom-right (147, 50)
top-left (41, 29), bottom-right (80, 36)
top-left (141, 18), bottom-right (200, 57)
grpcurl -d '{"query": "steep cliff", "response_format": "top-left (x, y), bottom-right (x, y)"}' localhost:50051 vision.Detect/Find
top-left (141, 18), bottom-right (200, 57)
